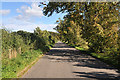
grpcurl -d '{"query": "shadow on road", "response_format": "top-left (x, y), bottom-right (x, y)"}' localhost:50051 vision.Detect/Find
top-left (73, 71), bottom-right (120, 80)
top-left (46, 49), bottom-right (117, 69)
top-left (52, 43), bottom-right (73, 48)
top-left (45, 42), bottom-right (120, 79)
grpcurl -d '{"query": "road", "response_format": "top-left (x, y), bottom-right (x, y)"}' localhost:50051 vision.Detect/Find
top-left (22, 41), bottom-right (120, 79)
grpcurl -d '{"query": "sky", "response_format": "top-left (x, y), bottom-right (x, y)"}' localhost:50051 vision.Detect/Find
top-left (0, 2), bottom-right (66, 32)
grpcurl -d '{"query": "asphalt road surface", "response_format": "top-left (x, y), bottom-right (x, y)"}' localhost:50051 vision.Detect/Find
top-left (22, 41), bottom-right (120, 79)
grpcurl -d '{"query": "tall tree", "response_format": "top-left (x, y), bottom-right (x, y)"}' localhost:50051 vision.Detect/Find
top-left (41, 2), bottom-right (119, 53)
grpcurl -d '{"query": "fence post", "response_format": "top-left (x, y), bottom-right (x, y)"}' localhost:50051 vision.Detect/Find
top-left (11, 49), bottom-right (14, 58)
top-left (14, 48), bottom-right (17, 58)
top-left (8, 49), bottom-right (12, 59)
top-left (18, 47), bottom-right (21, 54)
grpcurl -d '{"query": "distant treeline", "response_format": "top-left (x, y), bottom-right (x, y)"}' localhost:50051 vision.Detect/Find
top-left (2, 27), bottom-right (59, 59)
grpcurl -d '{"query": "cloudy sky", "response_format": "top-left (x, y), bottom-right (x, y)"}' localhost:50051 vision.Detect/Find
top-left (0, 2), bottom-right (66, 32)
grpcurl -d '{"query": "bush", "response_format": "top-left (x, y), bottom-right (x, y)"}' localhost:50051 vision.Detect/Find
top-left (2, 27), bottom-right (59, 78)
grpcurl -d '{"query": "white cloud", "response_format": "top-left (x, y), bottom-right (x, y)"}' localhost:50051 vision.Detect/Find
top-left (16, 8), bottom-right (22, 13)
top-left (15, 2), bottom-right (43, 22)
top-left (2, 2), bottom-right (57, 32)
top-left (3, 22), bottom-right (57, 32)
top-left (0, 9), bottom-right (10, 15)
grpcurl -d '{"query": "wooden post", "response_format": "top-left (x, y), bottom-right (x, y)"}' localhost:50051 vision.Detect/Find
top-left (18, 47), bottom-right (21, 54)
top-left (11, 49), bottom-right (14, 58)
top-left (13, 48), bottom-right (17, 58)
top-left (8, 49), bottom-right (12, 59)
top-left (14, 48), bottom-right (17, 58)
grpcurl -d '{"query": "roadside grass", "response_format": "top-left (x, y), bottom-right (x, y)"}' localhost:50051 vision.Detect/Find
top-left (90, 52), bottom-right (120, 70)
top-left (2, 42), bottom-right (56, 78)
top-left (75, 47), bottom-right (85, 51)
top-left (2, 49), bottom-right (43, 78)
top-left (74, 46), bottom-right (120, 70)
top-left (60, 42), bottom-right (120, 70)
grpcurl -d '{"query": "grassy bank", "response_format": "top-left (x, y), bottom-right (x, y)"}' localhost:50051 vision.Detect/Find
top-left (2, 49), bottom-right (43, 78)
top-left (65, 41), bottom-right (120, 70)
top-left (75, 47), bottom-right (120, 70)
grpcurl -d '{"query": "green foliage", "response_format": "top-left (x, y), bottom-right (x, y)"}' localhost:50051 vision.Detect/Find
top-left (41, 2), bottom-right (120, 68)
top-left (2, 27), bottom-right (59, 78)
top-left (55, 18), bottom-right (88, 49)
top-left (42, 2), bottom-right (119, 52)
top-left (82, 2), bottom-right (119, 53)
top-left (2, 50), bottom-right (42, 78)
top-left (75, 47), bottom-right (85, 51)
top-left (33, 27), bottom-right (59, 51)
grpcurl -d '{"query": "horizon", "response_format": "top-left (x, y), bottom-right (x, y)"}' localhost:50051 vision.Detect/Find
top-left (0, 2), bottom-right (66, 33)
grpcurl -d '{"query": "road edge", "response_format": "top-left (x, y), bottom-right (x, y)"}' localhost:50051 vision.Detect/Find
top-left (17, 54), bottom-right (44, 78)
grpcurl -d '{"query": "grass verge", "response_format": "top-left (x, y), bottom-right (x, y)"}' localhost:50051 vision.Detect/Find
top-left (2, 49), bottom-right (43, 78)
top-left (75, 46), bottom-right (120, 70)
top-left (17, 54), bottom-right (43, 77)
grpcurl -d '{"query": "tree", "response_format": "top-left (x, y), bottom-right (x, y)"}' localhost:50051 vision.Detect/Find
top-left (41, 2), bottom-right (119, 53)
